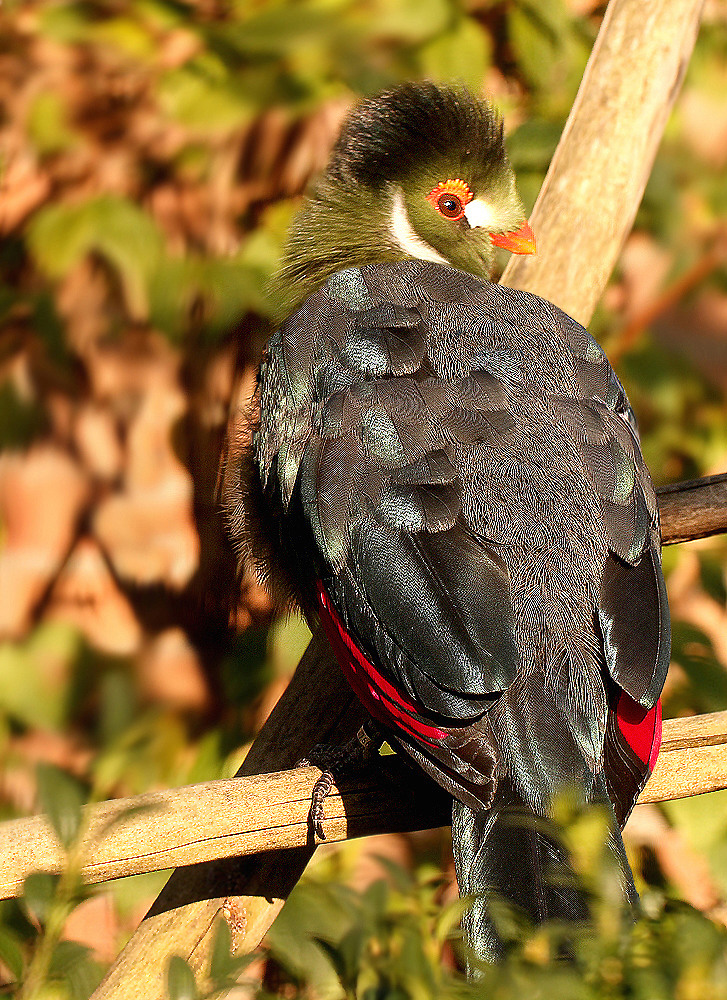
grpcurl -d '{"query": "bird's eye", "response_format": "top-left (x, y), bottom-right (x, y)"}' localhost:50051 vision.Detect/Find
top-left (437, 194), bottom-right (463, 219)
top-left (426, 178), bottom-right (472, 222)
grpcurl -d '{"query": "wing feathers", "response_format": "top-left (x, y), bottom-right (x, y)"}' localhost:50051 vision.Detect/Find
top-left (599, 548), bottom-right (671, 707)
top-left (339, 517), bottom-right (519, 714)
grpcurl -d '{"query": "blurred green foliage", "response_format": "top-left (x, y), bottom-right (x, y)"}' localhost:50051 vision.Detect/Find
top-left (254, 865), bottom-right (727, 1000)
top-left (152, 803), bottom-right (727, 999)
top-left (1, 0), bottom-right (727, 997)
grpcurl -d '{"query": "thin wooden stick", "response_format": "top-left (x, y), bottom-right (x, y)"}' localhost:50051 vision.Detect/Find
top-left (3, 711), bottom-right (727, 903)
top-left (500, 0), bottom-right (704, 326)
top-left (657, 473), bottom-right (727, 546)
top-left (92, 2), bottom-right (706, 996)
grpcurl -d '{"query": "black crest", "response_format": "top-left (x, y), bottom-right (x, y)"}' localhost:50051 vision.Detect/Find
top-left (326, 82), bottom-right (506, 189)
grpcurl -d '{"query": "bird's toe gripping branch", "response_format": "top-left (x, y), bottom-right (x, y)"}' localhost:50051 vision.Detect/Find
top-left (297, 720), bottom-right (383, 840)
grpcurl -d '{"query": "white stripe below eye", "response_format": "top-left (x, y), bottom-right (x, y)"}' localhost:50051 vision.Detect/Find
top-left (390, 188), bottom-right (449, 265)
top-left (463, 198), bottom-right (496, 230)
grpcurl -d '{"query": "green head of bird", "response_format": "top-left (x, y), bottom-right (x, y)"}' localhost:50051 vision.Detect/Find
top-left (281, 82), bottom-right (535, 307)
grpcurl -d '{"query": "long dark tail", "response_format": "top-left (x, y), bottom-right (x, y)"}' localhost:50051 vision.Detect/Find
top-left (451, 778), bottom-right (637, 965)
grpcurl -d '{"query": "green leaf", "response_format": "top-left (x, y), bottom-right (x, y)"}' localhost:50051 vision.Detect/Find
top-left (50, 941), bottom-right (104, 1000)
top-left (434, 895), bottom-right (470, 945)
top-left (215, 7), bottom-right (333, 57)
top-left (312, 936), bottom-right (352, 986)
top-left (0, 623), bottom-right (84, 731)
top-left (22, 872), bottom-right (61, 925)
top-left (36, 763), bottom-right (87, 850)
top-left (0, 897), bottom-right (39, 944)
top-left (220, 626), bottom-right (271, 709)
top-left (670, 622), bottom-right (727, 714)
top-left (371, 0), bottom-right (451, 45)
top-left (97, 667), bottom-right (137, 749)
top-left (49, 939), bottom-right (93, 976)
top-left (209, 918), bottom-right (233, 983)
top-left (508, 0), bottom-right (571, 91)
top-left (183, 730), bottom-right (224, 786)
top-left (27, 196), bottom-right (163, 319)
top-left (506, 119), bottom-right (564, 214)
top-left (30, 290), bottom-right (72, 366)
top-left (0, 379), bottom-right (48, 449)
top-left (0, 927), bottom-right (24, 981)
top-left (416, 17), bottom-right (490, 90)
top-left (38, 2), bottom-right (91, 43)
top-left (166, 955), bottom-right (198, 1000)
top-left (27, 92), bottom-right (77, 156)
top-left (313, 927), bottom-right (365, 991)
top-left (268, 614), bottom-right (312, 676)
top-left (697, 551), bottom-right (727, 607)
top-left (90, 17), bottom-right (156, 60)
top-left (663, 791), bottom-right (727, 897)
top-left (135, 0), bottom-right (189, 32)
top-left (207, 919), bottom-right (256, 987)
top-left (508, 5), bottom-right (554, 89)
top-left (507, 119), bottom-right (562, 173)
top-left (368, 855), bottom-right (414, 894)
top-left (158, 63), bottom-right (254, 133)
top-left (266, 881), bottom-right (357, 996)
top-left (148, 250), bottom-right (274, 342)
top-left (362, 878), bottom-right (388, 915)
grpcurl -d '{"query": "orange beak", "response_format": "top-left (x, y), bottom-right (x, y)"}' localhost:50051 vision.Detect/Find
top-left (490, 220), bottom-right (536, 255)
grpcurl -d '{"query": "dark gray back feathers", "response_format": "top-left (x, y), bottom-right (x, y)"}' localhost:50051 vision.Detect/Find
top-left (250, 262), bottom-right (668, 797)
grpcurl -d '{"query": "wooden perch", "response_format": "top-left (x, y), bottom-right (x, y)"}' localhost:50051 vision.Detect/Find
top-left (91, 2), bottom-right (706, 997)
top-left (2, 761), bottom-right (448, 902)
top-left (3, 710), bottom-right (727, 903)
top-left (657, 473), bottom-right (727, 545)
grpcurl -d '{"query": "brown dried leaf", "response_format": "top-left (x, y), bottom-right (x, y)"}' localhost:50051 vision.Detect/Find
top-left (668, 547), bottom-right (727, 668)
top-left (625, 802), bottom-right (722, 911)
top-left (0, 447), bottom-right (88, 638)
top-left (137, 627), bottom-right (211, 714)
top-left (45, 536), bottom-right (143, 656)
top-left (62, 895), bottom-right (120, 963)
top-left (74, 404), bottom-right (124, 481)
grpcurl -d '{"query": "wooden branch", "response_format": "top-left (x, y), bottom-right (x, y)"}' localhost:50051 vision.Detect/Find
top-left (0, 761), bottom-right (448, 902)
top-left (500, 0), bottom-right (704, 326)
top-left (657, 473), bottom-right (727, 546)
top-left (645, 711), bottom-right (727, 802)
top-left (92, 3), bottom-right (705, 997)
top-left (4, 712), bottom-right (727, 903)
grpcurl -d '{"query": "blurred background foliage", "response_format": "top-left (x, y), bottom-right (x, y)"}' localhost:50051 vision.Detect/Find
top-left (0, 0), bottom-right (726, 996)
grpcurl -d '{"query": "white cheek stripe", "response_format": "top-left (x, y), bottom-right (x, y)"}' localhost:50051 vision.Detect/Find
top-left (390, 188), bottom-right (449, 265)
top-left (464, 198), bottom-right (497, 230)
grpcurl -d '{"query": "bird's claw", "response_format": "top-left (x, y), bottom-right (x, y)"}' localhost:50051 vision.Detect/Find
top-left (296, 723), bottom-right (382, 841)
top-left (296, 754), bottom-right (335, 840)
top-left (309, 769), bottom-right (335, 840)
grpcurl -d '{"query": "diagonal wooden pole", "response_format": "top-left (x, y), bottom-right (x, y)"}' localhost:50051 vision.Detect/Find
top-left (499, 0), bottom-right (705, 325)
top-left (92, 2), bottom-right (706, 997)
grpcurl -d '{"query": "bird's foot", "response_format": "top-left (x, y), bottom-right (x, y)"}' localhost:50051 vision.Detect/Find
top-left (297, 721), bottom-right (382, 841)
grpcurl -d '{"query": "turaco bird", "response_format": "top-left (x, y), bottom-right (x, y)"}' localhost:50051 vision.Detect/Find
top-left (226, 82), bottom-right (670, 963)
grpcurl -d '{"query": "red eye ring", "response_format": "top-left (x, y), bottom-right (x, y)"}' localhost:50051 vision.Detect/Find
top-left (426, 178), bottom-right (472, 222)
